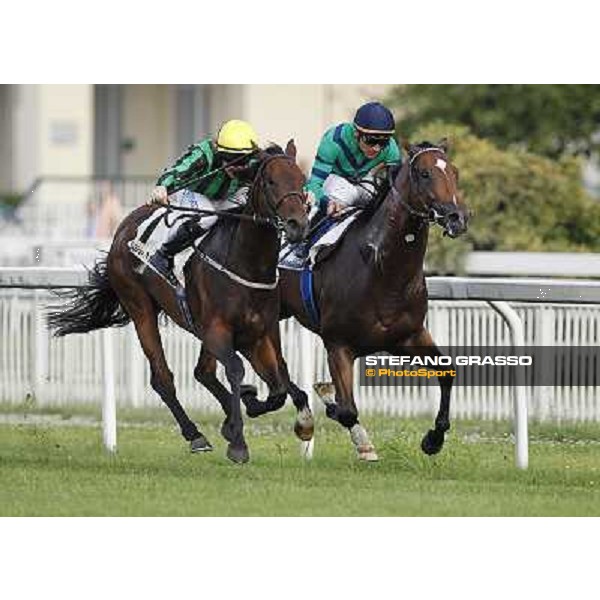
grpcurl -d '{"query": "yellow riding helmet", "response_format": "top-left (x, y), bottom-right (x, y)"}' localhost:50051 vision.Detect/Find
top-left (216, 120), bottom-right (259, 154)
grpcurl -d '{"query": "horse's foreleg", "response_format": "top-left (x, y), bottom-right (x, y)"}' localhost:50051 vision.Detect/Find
top-left (403, 328), bottom-right (454, 455)
top-left (202, 323), bottom-right (248, 464)
top-left (324, 344), bottom-right (378, 461)
top-left (194, 347), bottom-right (232, 419)
top-left (241, 331), bottom-right (314, 442)
top-left (288, 380), bottom-right (314, 442)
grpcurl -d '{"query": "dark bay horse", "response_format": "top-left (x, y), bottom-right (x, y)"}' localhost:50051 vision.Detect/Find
top-left (48, 142), bottom-right (309, 463)
top-left (245, 140), bottom-right (469, 460)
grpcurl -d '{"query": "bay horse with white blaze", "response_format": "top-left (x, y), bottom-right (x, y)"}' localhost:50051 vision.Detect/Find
top-left (242, 140), bottom-right (469, 460)
top-left (48, 142), bottom-right (309, 464)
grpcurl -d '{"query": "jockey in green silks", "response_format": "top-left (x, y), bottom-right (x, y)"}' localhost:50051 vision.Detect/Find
top-left (305, 101), bottom-right (402, 217)
top-left (146, 119), bottom-right (260, 285)
top-left (290, 102), bottom-right (402, 261)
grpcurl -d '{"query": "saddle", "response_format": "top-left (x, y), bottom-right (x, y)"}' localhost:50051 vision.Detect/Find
top-left (278, 209), bottom-right (361, 271)
top-left (128, 208), bottom-right (214, 287)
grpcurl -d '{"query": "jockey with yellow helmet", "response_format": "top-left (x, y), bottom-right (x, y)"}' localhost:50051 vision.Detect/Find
top-left (147, 119), bottom-right (260, 284)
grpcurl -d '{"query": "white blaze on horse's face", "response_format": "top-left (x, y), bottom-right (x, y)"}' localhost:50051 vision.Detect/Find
top-left (434, 157), bottom-right (458, 206)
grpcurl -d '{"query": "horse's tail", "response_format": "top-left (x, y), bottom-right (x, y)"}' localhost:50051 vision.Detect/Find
top-left (47, 256), bottom-right (131, 336)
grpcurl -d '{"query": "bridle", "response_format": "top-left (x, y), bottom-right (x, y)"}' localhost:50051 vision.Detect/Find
top-left (388, 146), bottom-right (450, 223)
top-left (250, 153), bottom-right (308, 230)
top-left (164, 151), bottom-right (306, 229)
top-left (191, 152), bottom-right (307, 291)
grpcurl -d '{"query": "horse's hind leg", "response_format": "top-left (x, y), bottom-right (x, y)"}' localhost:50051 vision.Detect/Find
top-left (240, 329), bottom-right (314, 442)
top-left (402, 328), bottom-right (454, 455)
top-left (116, 282), bottom-right (212, 452)
top-left (322, 344), bottom-right (378, 461)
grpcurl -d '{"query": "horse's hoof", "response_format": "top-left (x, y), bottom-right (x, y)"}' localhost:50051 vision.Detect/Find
top-left (421, 429), bottom-right (445, 455)
top-left (227, 443), bottom-right (250, 464)
top-left (294, 421), bottom-right (314, 442)
top-left (294, 408), bottom-right (314, 441)
top-left (244, 400), bottom-right (265, 419)
top-left (190, 435), bottom-right (213, 453)
top-left (357, 446), bottom-right (379, 462)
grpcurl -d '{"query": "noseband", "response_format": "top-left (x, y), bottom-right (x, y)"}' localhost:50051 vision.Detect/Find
top-left (251, 154), bottom-right (307, 228)
top-left (388, 146), bottom-right (449, 222)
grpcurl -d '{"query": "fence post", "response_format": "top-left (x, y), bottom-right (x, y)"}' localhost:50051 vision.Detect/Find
top-left (32, 290), bottom-right (49, 404)
top-left (101, 328), bottom-right (117, 452)
top-left (533, 307), bottom-right (555, 420)
top-left (489, 301), bottom-right (529, 470)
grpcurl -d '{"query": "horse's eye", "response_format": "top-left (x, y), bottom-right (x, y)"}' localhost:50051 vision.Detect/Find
top-left (420, 170), bottom-right (430, 179)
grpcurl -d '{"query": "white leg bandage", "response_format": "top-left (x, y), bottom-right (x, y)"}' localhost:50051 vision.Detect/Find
top-left (349, 424), bottom-right (378, 462)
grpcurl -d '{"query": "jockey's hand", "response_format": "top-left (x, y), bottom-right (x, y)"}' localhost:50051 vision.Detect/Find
top-left (148, 186), bottom-right (169, 206)
top-left (305, 191), bottom-right (316, 211)
top-left (326, 200), bottom-right (345, 218)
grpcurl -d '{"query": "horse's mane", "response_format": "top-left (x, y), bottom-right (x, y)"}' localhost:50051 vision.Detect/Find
top-left (263, 143), bottom-right (285, 157)
top-left (202, 143), bottom-right (286, 259)
top-left (411, 140), bottom-right (437, 152)
top-left (355, 141), bottom-right (435, 224)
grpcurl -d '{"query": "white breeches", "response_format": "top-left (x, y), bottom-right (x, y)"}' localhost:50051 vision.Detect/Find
top-left (166, 187), bottom-right (249, 239)
top-left (322, 173), bottom-right (377, 208)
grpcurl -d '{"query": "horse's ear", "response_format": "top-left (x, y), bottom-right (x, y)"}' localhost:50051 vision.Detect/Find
top-left (285, 139), bottom-right (297, 159)
top-left (438, 137), bottom-right (450, 153)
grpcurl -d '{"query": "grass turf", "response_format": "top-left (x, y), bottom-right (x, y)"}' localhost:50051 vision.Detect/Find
top-left (1, 405), bottom-right (599, 516)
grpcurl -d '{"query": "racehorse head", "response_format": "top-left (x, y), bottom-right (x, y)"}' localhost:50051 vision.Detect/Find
top-left (230, 140), bottom-right (309, 243)
top-left (401, 140), bottom-right (469, 238)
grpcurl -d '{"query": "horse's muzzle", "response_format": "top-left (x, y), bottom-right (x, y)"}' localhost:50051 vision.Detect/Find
top-left (442, 210), bottom-right (468, 238)
top-left (284, 218), bottom-right (308, 243)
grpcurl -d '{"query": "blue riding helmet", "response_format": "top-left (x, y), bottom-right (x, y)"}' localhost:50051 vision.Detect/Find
top-left (353, 102), bottom-right (395, 135)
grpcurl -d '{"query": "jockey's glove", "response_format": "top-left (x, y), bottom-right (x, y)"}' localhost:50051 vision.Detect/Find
top-left (326, 199), bottom-right (345, 218)
top-left (305, 190), bottom-right (317, 210)
top-left (148, 186), bottom-right (169, 206)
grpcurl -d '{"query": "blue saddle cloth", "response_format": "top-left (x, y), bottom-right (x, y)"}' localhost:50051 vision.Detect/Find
top-left (300, 267), bottom-right (320, 328)
top-left (278, 217), bottom-right (338, 271)
top-left (279, 216), bottom-right (339, 328)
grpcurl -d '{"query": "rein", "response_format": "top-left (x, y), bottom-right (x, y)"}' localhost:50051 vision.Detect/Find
top-left (251, 153), bottom-right (307, 225)
top-left (166, 150), bottom-right (258, 196)
top-left (191, 151), bottom-right (305, 290)
top-left (165, 205), bottom-right (274, 226)
top-left (165, 152), bottom-right (305, 231)
top-left (388, 146), bottom-right (446, 222)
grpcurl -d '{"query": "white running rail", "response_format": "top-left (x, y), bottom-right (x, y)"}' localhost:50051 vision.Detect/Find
top-left (2, 268), bottom-right (600, 469)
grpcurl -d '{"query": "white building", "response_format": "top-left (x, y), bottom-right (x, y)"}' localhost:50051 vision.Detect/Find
top-left (0, 84), bottom-right (395, 260)
top-left (0, 84), bottom-right (395, 193)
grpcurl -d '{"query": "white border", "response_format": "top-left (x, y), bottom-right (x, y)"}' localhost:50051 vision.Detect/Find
top-left (2, 2), bottom-right (598, 598)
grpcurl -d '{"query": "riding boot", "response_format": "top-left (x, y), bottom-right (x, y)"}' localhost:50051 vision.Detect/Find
top-left (292, 206), bottom-right (327, 262)
top-left (149, 219), bottom-right (206, 286)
